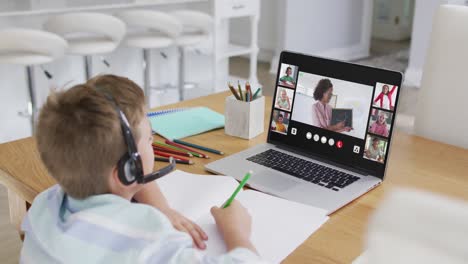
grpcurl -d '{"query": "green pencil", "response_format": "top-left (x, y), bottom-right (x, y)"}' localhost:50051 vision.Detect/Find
top-left (252, 88), bottom-right (262, 99)
top-left (222, 171), bottom-right (252, 208)
top-left (238, 81), bottom-right (243, 101)
top-left (173, 139), bottom-right (224, 155)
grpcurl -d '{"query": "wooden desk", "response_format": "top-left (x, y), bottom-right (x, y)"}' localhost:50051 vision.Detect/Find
top-left (1, 91), bottom-right (468, 263)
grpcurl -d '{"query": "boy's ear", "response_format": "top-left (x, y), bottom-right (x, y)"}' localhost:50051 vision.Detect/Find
top-left (108, 165), bottom-right (125, 194)
top-left (108, 165), bottom-right (142, 199)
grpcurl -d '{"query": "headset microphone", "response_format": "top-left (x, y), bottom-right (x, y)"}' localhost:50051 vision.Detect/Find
top-left (139, 157), bottom-right (176, 184)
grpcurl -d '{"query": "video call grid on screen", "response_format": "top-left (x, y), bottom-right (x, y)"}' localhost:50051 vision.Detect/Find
top-left (291, 72), bottom-right (374, 140)
top-left (271, 62), bottom-right (300, 136)
top-left (268, 52), bottom-right (403, 178)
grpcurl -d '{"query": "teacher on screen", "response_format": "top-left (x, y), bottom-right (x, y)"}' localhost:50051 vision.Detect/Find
top-left (312, 79), bottom-right (352, 133)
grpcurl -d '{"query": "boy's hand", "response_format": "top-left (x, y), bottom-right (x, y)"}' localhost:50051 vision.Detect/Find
top-left (163, 208), bottom-right (208, 250)
top-left (211, 200), bottom-right (257, 253)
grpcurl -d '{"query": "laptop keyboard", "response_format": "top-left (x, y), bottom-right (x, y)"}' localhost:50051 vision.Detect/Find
top-left (246, 149), bottom-right (360, 191)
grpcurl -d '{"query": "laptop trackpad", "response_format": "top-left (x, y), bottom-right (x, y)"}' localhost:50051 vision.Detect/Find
top-left (249, 169), bottom-right (299, 192)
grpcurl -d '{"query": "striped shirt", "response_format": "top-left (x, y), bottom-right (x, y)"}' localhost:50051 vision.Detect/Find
top-left (20, 185), bottom-right (263, 264)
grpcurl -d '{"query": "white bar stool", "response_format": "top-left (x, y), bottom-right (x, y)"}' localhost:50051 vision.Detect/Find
top-left (0, 28), bottom-right (67, 132)
top-left (171, 10), bottom-right (213, 101)
top-left (116, 10), bottom-right (182, 107)
top-left (44, 12), bottom-right (126, 80)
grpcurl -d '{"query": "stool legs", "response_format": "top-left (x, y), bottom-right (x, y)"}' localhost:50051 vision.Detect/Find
top-left (84, 55), bottom-right (93, 80)
top-left (177, 46), bottom-right (185, 101)
top-left (25, 66), bottom-right (37, 133)
top-left (143, 49), bottom-right (151, 107)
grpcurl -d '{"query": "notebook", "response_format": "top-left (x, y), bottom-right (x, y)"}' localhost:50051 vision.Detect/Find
top-left (147, 108), bottom-right (189, 118)
top-left (149, 107), bottom-right (225, 140)
top-left (156, 170), bottom-right (329, 263)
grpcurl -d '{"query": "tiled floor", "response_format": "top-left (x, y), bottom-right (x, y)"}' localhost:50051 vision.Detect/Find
top-left (0, 39), bottom-right (417, 262)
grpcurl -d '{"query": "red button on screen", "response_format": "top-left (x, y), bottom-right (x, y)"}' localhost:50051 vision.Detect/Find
top-left (336, 141), bottom-right (343, 149)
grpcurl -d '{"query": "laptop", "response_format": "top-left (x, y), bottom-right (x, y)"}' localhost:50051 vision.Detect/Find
top-left (205, 51), bottom-right (403, 215)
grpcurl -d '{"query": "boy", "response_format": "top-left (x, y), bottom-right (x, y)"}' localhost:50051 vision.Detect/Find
top-left (279, 67), bottom-right (294, 83)
top-left (279, 66), bottom-right (295, 88)
top-left (275, 114), bottom-right (287, 133)
top-left (21, 75), bottom-right (262, 263)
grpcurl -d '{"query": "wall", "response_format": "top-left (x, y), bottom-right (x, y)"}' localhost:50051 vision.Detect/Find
top-left (405, 0), bottom-right (442, 87)
top-left (224, 0), bottom-right (375, 72)
top-left (406, 0), bottom-right (468, 87)
top-left (270, 0), bottom-right (373, 73)
top-left (284, 0), bottom-right (363, 54)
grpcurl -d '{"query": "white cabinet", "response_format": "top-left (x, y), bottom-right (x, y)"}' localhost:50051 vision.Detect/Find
top-left (215, 0), bottom-right (258, 18)
top-left (212, 0), bottom-right (260, 91)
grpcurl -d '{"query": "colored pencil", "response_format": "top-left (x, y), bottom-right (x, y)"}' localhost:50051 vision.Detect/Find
top-left (156, 140), bottom-right (206, 158)
top-left (152, 142), bottom-right (193, 155)
top-left (153, 141), bottom-right (196, 155)
top-left (154, 157), bottom-right (193, 165)
top-left (228, 82), bottom-right (241, 100)
top-left (152, 145), bottom-right (193, 157)
top-left (173, 139), bottom-right (224, 155)
top-left (154, 150), bottom-right (191, 162)
top-left (165, 140), bottom-right (209, 158)
top-left (237, 81), bottom-right (243, 101)
top-left (184, 151), bottom-right (204, 158)
top-left (252, 88), bottom-right (262, 99)
top-left (222, 171), bottom-right (251, 208)
top-left (246, 82), bottom-right (253, 100)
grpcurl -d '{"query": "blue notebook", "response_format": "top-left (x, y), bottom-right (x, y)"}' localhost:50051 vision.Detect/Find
top-left (149, 107), bottom-right (225, 140)
top-left (147, 108), bottom-right (189, 117)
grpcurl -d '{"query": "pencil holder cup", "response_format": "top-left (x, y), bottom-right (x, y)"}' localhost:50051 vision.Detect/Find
top-left (225, 95), bottom-right (265, 139)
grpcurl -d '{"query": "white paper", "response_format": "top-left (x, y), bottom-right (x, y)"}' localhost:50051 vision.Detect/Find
top-left (157, 170), bottom-right (329, 263)
top-left (156, 170), bottom-right (238, 220)
top-left (352, 250), bottom-right (369, 264)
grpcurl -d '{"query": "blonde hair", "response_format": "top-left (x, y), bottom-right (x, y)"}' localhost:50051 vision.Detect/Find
top-left (36, 75), bottom-right (146, 199)
top-left (378, 112), bottom-right (388, 120)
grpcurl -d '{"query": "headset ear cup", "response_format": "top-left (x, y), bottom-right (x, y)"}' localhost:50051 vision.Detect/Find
top-left (117, 153), bottom-right (136, 185)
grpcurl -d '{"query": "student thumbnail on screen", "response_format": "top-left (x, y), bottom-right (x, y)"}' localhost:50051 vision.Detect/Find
top-left (271, 109), bottom-right (290, 135)
top-left (278, 64), bottom-right (298, 88)
top-left (373, 82), bottom-right (399, 111)
top-left (274, 87), bottom-right (295, 112)
top-left (368, 108), bottom-right (393, 137)
top-left (363, 134), bottom-right (388, 164)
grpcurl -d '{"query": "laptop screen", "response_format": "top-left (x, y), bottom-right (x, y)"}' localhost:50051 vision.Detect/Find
top-left (268, 51), bottom-right (403, 178)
